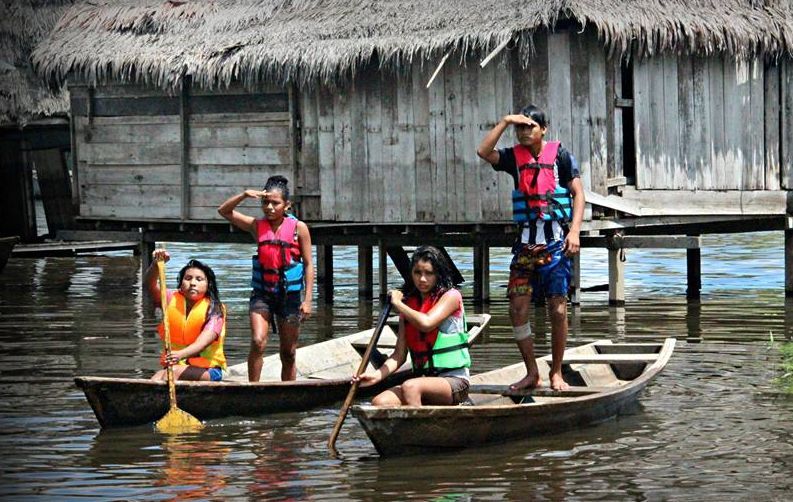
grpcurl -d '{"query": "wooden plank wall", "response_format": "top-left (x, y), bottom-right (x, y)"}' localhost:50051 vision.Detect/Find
top-left (72, 83), bottom-right (291, 220)
top-left (633, 53), bottom-right (771, 190)
top-left (782, 58), bottom-right (793, 189)
top-left (297, 27), bottom-right (609, 223)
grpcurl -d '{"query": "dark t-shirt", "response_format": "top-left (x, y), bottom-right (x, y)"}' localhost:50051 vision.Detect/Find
top-left (493, 144), bottom-right (580, 189)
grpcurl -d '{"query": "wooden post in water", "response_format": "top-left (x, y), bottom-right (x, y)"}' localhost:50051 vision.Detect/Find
top-left (378, 242), bottom-right (388, 299)
top-left (473, 244), bottom-right (490, 303)
top-left (570, 252), bottom-right (582, 305)
top-left (786, 228), bottom-right (793, 297)
top-left (608, 234), bottom-right (625, 306)
top-left (358, 245), bottom-right (373, 298)
top-left (140, 240), bottom-right (155, 282)
top-left (317, 244), bottom-right (334, 303)
top-left (686, 234), bottom-right (701, 300)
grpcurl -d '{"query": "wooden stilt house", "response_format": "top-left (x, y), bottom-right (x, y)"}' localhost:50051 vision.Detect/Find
top-left (30, 0), bottom-right (793, 298)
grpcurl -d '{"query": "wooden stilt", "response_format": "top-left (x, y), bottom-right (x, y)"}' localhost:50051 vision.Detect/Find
top-left (608, 305), bottom-right (625, 340)
top-left (378, 242), bottom-right (388, 299)
top-left (686, 234), bottom-right (702, 300)
top-left (786, 229), bottom-right (793, 297)
top-left (608, 246), bottom-right (625, 306)
top-left (570, 252), bottom-right (581, 305)
top-left (686, 300), bottom-right (703, 343)
top-left (358, 245), bottom-right (373, 298)
top-left (473, 244), bottom-right (490, 303)
top-left (140, 240), bottom-right (155, 285)
top-left (317, 244), bottom-right (334, 303)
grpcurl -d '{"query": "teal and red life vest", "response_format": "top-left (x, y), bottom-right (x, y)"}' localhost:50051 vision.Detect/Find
top-left (251, 216), bottom-right (304, 294)
top-left (511, 141), bottom-right (573, 224)
top-left (404, 292), bottom-right (470, 376)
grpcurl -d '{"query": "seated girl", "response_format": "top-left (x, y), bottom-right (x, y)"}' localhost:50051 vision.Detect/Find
top-left (355, 246), bottom-right (470, 406)
top-left (144, 250), bottom-right (227, 381)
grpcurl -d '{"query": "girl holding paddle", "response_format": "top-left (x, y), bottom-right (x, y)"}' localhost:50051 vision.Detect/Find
top-left (353, 246), bottom-right (471, 406)
top-left (144, 251), bottom-right (228, 382)
top-left (218, 175), bottom-right (314, 382)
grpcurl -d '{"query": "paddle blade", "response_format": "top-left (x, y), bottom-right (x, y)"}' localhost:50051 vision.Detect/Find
top-left (154, 405), bottom-right (203, 434)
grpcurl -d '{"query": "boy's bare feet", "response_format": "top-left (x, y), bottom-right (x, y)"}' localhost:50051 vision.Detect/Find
top-left (549, 372), bottom-right (570, 391)
top-left (509, 372), bottom-right (542, 390)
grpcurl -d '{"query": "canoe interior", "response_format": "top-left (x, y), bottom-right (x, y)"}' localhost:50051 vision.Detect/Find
top-left (351, 338), bottom-right (675, 456)
top-left (75, 314), bottom-right (490, 428)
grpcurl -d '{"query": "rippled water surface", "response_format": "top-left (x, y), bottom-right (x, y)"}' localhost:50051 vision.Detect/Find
top-left (1, 232), bottom-right (792, 500)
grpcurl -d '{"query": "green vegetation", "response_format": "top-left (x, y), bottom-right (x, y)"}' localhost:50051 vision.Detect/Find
top-left (777, 342), bottom-right (793, 393)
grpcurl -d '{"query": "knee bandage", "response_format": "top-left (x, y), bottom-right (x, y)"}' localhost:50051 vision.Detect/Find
top-left (512, 323), bottom-right (532, 341)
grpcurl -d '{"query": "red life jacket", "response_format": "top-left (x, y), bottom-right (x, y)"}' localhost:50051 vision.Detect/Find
top-left (404, 294), bottom-right (440, 370)
top-left (512, 141), bottom-right (572, 222)
top-left (252, 217), bottom-right (303, 294)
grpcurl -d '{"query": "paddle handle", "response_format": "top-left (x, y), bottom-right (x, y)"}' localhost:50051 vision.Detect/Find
top-left (327, 297), bottom-right (392, 451)
top-left (157, 259), bottom-right (178, 408)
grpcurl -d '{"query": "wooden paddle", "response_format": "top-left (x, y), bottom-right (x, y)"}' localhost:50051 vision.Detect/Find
top-left (328, 296), bottom-right (392, 451)
top-left (154, 258), bottom-right (203, 434)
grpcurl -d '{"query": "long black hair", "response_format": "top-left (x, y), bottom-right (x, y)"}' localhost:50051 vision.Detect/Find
top-left (401, 245), bottom-right (456, 301)
top-left (177, 259), bottom-right (225, 319)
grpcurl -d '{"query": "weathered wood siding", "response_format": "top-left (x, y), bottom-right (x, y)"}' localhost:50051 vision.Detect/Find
top-left (297, 27), bottom-right (610, 223)
top-left (634, 54), bottom-right (779, 190)
top-left (782, 58), bottom-right (793, 189)
top-left (72, 84), bottom-right (292, 220)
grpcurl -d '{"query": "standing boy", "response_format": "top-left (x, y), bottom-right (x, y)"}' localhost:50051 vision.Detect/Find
top-left (476, 105), bottom-right (585, 391)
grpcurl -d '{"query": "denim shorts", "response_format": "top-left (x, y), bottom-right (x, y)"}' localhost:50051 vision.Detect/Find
top-left (508, 241), bottom-right (572, 298)
top-left (249, 290), bottom-right (302, 324)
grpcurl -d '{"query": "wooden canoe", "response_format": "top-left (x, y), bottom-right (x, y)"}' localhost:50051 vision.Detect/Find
top-left (75, 314), bottom-right (490, 428)
top-left (0, 236), bottom-right (19, 273)
top-left (352, 338), bottom-right (676, 457)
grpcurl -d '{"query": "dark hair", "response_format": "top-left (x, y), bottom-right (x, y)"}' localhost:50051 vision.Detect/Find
top-left (519, 104), bottom-right (548, 128)
top-left (263, 175), bottom-right (290, 202)
top-left (177, 259), bottom-right (224, 319)
top-left (401, 245), bottom-right (456, 300)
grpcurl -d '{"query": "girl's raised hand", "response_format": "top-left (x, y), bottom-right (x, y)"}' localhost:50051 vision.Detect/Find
top-left (244, 189), bottom-right (266, 199)
top-left (152, 249), bottom-right (170, 262)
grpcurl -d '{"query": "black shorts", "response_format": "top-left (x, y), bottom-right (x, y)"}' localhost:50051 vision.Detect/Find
top-left (249, 290), bottom-right (302, 324)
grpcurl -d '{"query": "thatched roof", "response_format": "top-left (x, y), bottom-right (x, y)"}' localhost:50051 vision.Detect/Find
top-left (1, 1), bottom-right (74, 125)
top-left (31, 0), bottom-right (793, 91)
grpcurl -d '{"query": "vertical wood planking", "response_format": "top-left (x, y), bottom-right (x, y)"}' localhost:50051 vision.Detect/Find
top-left (708, 56), bottom-right (727, 189)
top-left (478, 59), bottom-right (502, 220)
top-left (332, 89), bottom-right (353, 220)
top-left (547, 31), bottom-right (573, 148)
top-left (783, 59), bottom-right (793, 189)
top-left (397, 71), bottom-right (417, 222)
top-left (662, 55), bottom-right (682, 188)
top-left (428, 55), bottom-right (449, 220)
top-left (677, 55), bottom-right (695, 190)
top-left (748, 58), bottom-right (765, 190)
top-left (723, 57), bottom-right (748, 189)
top-left (570, 32), bottom-right (592, 195)
top-left (691, 55), bottom-right (712, 189)
top-left (647, 55), bottom-right (666, 189)
top-left (444, 61), bottom-right (464, 221)
top-left (364, 71), bottom-right (384, 221)
top-left (412, 63), bottom-right (434, 221)
top-left (764, 62), bottom-right (781, 190)
top-left (586, 30), bottom-right (608, 196)
top-left (462, 63), bottom-right (483, 220)
top-left (317, 86), bottom-right (337, 219)
top-left (350, 81), bottom-right (368, 220)
top-left (298, 89), bottom-right (321, 219)
top-left (494, 51), bottom-right (515, 219)
top-left (381, 73), bottom-right (400, 221)
top-left (632, 57), bottom-right (651, 189)
top-left (607, 57), bottom-right (623, 182)
top-left (527, 31), bottom-right (550, 109)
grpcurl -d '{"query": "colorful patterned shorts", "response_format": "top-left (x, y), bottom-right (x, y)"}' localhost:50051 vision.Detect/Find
top-left (507, 240), bottom-right (572, 298)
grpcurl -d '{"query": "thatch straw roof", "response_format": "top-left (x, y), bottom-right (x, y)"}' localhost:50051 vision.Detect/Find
top-left (32, 0), bottom-right (793, 91)
top-left (1, 1), bottom-right (74, 125)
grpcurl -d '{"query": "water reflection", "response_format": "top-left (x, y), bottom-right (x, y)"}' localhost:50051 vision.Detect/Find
top-left (1, 232), bottom-right (793, 499)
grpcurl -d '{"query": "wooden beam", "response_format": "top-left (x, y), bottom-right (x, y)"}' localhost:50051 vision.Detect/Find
top-left (585, 189), bottom-right (643, 216)
top-left (608, 245), bottom-right (625, 306)
top-left (473, 244), bottom-right (490, 303)
top-left (179, 79), bottom-right (190, 220)
top-left (358, 245), bottom-right (373, 298)
top-left (480, 38), bottom-right (511, 68)
top-left (426, 52), bottom-right (450, 89)
top-left (687, 234), bottom-right (702, 300)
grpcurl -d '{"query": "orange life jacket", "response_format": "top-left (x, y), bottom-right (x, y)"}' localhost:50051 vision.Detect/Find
top-left (157, 292), bottom-right (226, 369)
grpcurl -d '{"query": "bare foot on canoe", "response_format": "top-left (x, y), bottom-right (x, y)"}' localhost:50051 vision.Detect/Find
top-left (549, 372), bottom-right (570, 391)
top-left (509, 372), bottom-right (542, 391)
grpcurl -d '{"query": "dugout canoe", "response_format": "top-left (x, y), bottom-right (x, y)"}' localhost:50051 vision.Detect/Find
top-left (352, 337), bottom-right (676, 457)
top-left (75, 314), bottom-right (490, 428)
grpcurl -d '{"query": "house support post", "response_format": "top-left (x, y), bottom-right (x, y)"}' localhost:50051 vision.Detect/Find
top-left (686, 234), bottom-right (702, 300)
top-left (317, 244), bottom-right (334, 303)
top-left (358, 245), bottom-right (373, 299)
top-left (607, 234), bottom-right (625, 306)
top-left (473, 244), bottom-right (490, 303)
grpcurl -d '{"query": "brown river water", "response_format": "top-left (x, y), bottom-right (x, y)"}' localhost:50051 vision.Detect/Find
top-left (0, 232), bottom-right (792, 500)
